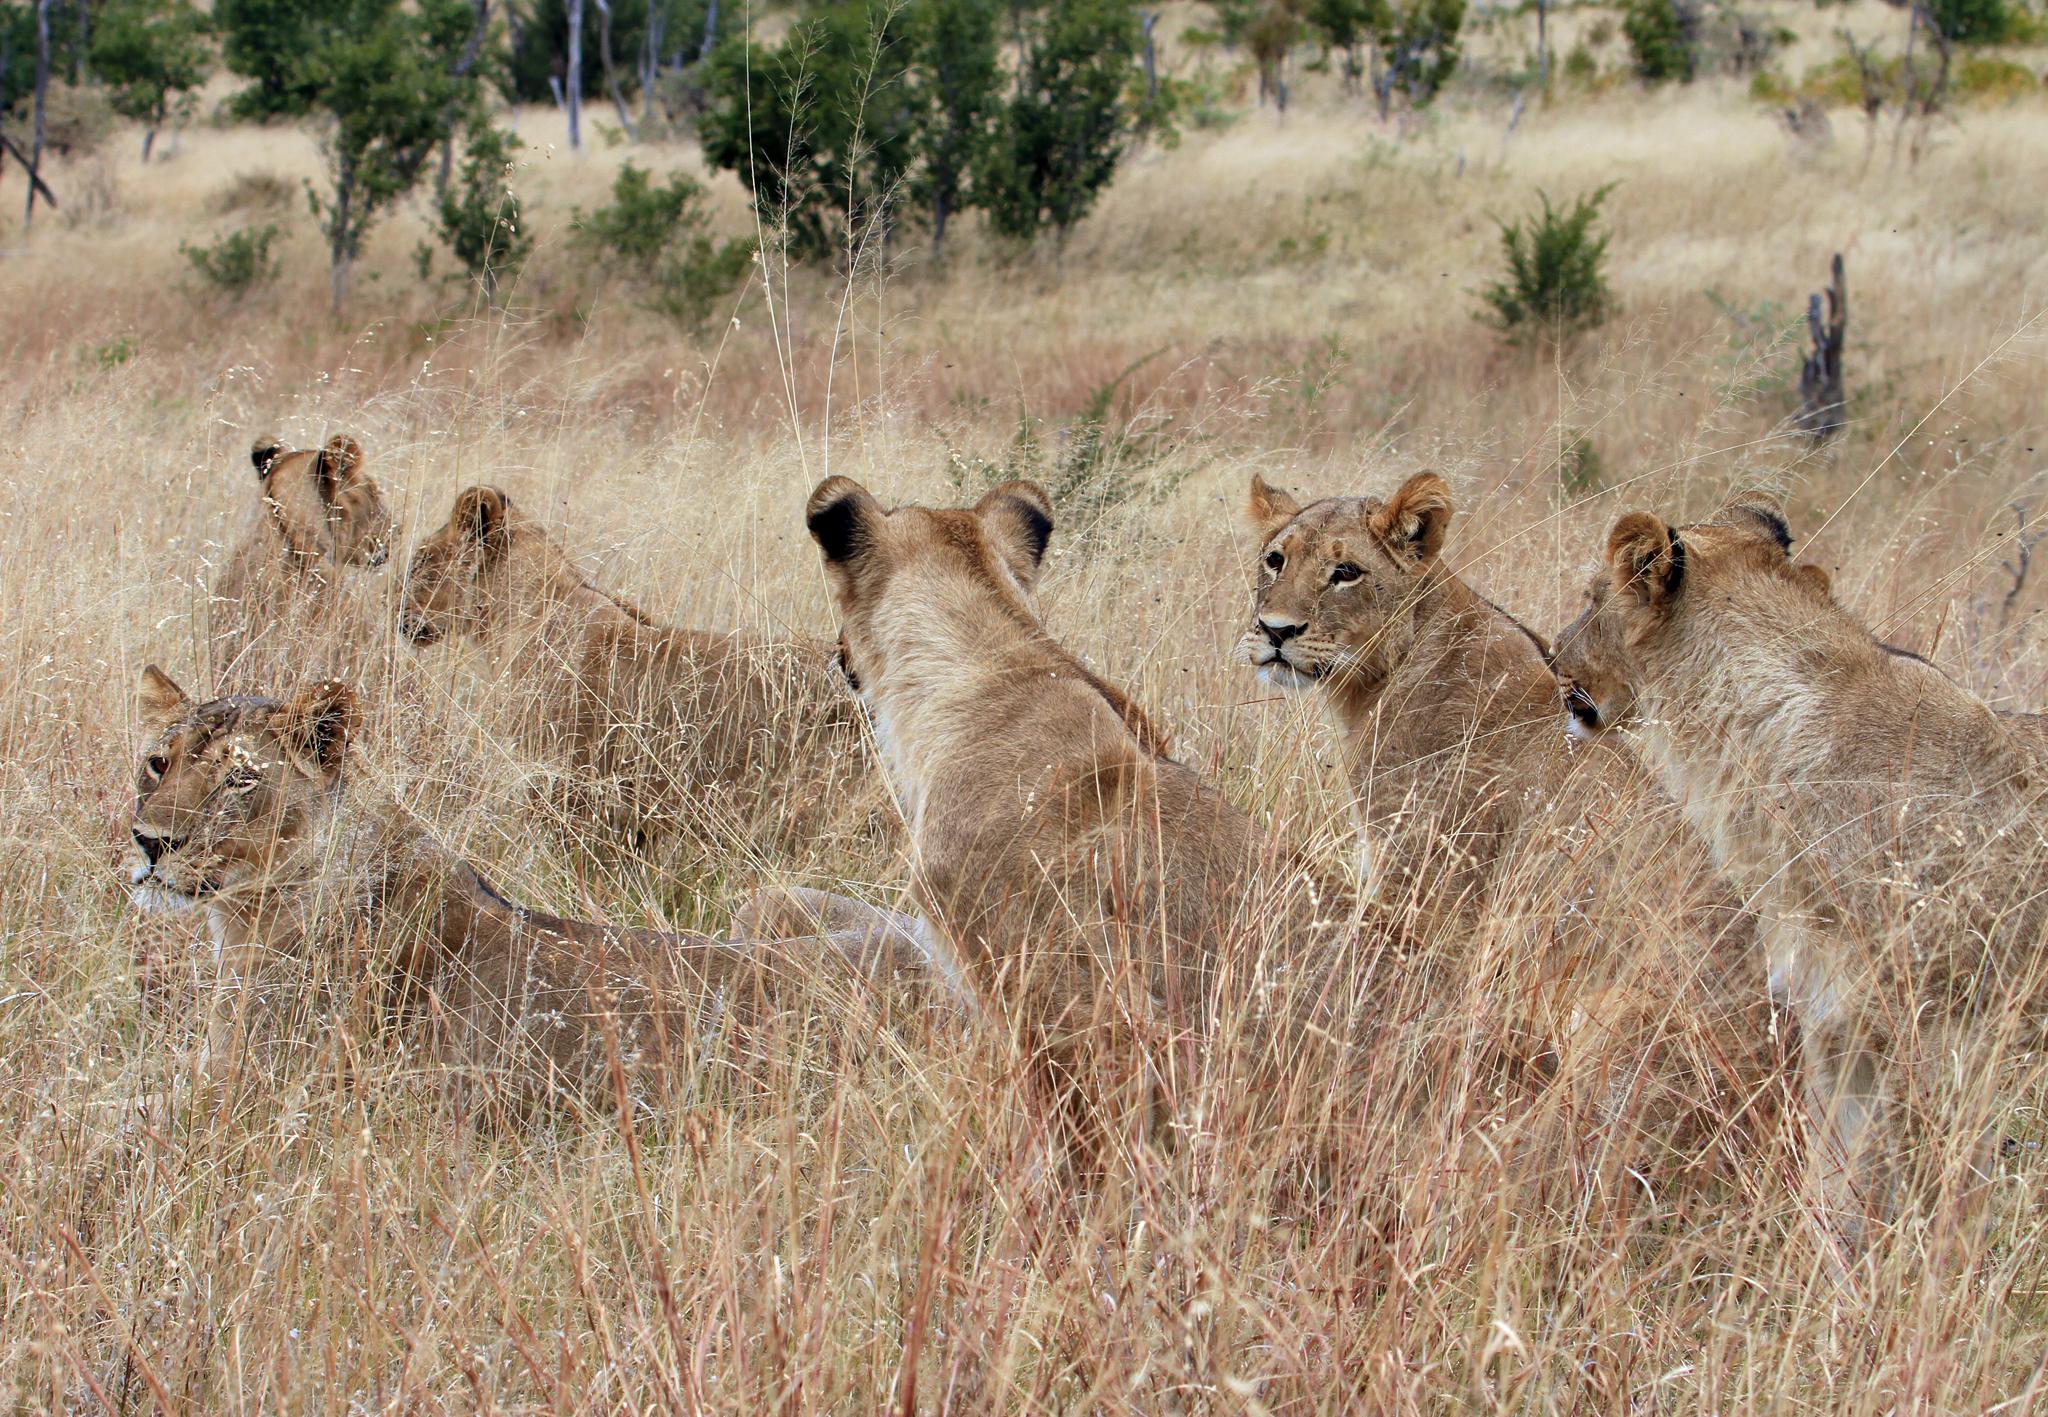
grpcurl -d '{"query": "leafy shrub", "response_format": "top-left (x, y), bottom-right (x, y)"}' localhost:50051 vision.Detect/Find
top-left (574, 163), bottom-right (753, 329)
top-left (1377, 0), bottom-right (1467, 106)
top-left (1623, 0), bottom-right (1698, 81)
top-left (1954, 54), bottom-right (2040, 99)
top-left (180, 224), bottom-right (282, 294)
top-left (1557, 430), bottom-right (1604, 494)
top-left (1926, 0), bottom-right (2010, 43)
top-left (1563, 42), bottom-right (1599, 83)
top-left (436, 124), bottom-right (531, 302)
top-left (211, 170), bottom-right (296, 216)
top-left (1479, 186), bottom-right (1614, 344)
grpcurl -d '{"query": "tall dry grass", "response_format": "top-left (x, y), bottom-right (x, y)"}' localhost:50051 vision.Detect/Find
top-left (2, 1), bottom-right (2047, 1405)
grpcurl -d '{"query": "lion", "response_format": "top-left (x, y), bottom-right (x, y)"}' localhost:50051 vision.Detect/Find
top-left (210, 435), bottom-right (397, 686)
top-left (1239, 472), bottom-right (1777, 1167)
top-left (124, 665), bottom-right (879, 1107)
top-left (1551, 494), bottom-right (2048, 1232)
top-left (799, 475), bottom-right (1620, 1190)
top-left (398, 485), bottom-right (875, 862)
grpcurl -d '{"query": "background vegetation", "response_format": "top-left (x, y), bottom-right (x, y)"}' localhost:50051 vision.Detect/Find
top-left (1, 0), bottom-right (2047, 1406)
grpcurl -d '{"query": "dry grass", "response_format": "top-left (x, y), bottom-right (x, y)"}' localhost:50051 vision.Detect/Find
top-left (2, 1), bottom-right (2047, 1406)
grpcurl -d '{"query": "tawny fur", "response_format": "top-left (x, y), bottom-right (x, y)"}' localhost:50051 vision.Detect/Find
top-left (1552, 496), bottom-right (2048, 1229)
top-left (1241, 473), bottom-right (1776, 1163)
top-left (210, 436), bottom-right (395, 686)
top-left (125, 667), bottom-right (858, 1107)
top-left (399, 486), bottom-right (874, 859)
top-left (810, 477), bottom-right (1526, 1174)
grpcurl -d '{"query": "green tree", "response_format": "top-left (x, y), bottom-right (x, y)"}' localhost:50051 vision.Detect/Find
top-left (1621, 0), bottom-right (1696, 82)
top-left (1926, 0), bottom-right (2010, 44)
top-left (909, 0), bottom-right (1000, 259)
top-left (1375, 0), bottom-right (1464, 110)
top-left (699, 0), bottom-right (915, 261)
top-left (979, 0), bottom-right (1141, 243)
top-left (436, 122), bottom-right (530, 302)
top-left (217, 0), bottom-right (491, 312)
top-left (89, 0), bottom-right (212, 162)
top-left (1308, 0), bottom-right (1387, 90)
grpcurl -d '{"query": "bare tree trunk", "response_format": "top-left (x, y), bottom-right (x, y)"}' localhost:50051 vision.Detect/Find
top-left (0, 131), bottom-right (60, 210)
top-left (1796, 252), bottom-right (1847, 442)
top-left (71, 0), bottom-right (88, 83)
top-left (567, 0), bottom-right (584, 151)
top-left (592, 0), bottom-right (638, 141)
top-left (1536, 0), bottom-right (1549, 85)
top-left (641, 2), bottom-right (664, 128)
top-left (436, 134), bottom-right (455, 197)
top-left (142, 124), bottom-right (156, 163)
top-left (24, 0), bottom-right (49, 229)
top-left (1140, 11), bottom-right (1159, 102)
top-left (328, 157), bottom-right (356, 318)
top-left (701, 0), bottom-right (720, 60)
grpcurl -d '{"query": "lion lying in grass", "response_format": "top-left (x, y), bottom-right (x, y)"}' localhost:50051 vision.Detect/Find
top-left (124, 665), bottom-right (874, 1108)
top-left (398, 485), bottom-right (876, 863)
top-left (1553, 494), bottom-right (2048, 1234)
top-left (210, 435), bottom-right (396, 687)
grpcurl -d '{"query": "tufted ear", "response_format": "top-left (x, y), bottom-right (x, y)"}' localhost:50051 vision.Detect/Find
top-left (1720, 490), bottom-right (1794, 554)
top-left (976, 480), bottom-right (1055, 591)
top-left (138, 664), bottom-right (191, 726)
top-left (250, 438), bottom-right (286, 478)
top-left (1246, 474), bottom-right (1303, 541)
top-left (1606, 512), bottom-right (1687, 606)
top-left (451, 485), bottom-right (513, 557)
top-left (275, 680), bottom-right (357, 781)
top-left (1368, 472), bottom-right (1454, 565)
top-left (1795, 562), bottom-right (1832, 598)
top-left (806, 476), bottom-right (887, 567)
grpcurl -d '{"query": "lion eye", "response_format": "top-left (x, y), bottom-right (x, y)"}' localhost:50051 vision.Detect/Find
top-left (145, 754), bottom-right (168, 780)
top-left (1330, 562), bottom-right (1363, 586)
top-left (1264, 550), bottom-right (1284, 572)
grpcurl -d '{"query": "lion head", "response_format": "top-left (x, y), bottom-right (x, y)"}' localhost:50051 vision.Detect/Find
top-left (125, 666), bottom-right (357, 911)
top-left (1550, 494), bottom-right (1828, 737)
top-left (397, 486), bottom-right (516, 647)
top-left (803, 476), bottom-right (1055, 701)
top-left (251, 435), bottom-right (395, 570)
top-left (1238, 471), bottom-right (1455, 690)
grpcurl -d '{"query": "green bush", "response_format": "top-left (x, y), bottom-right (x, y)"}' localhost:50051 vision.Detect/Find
top-left (1954, 54), bottom-right (2039, 99)
top-left (1479, 186), bottom-right (1614, 344)
top-left (180, 224), bottom-right (283, 294)
top-left (574, 163), bottom-right (753, 330)
top-left (1563, 42), bottom-right (1599, 83)
top-left (1377, 0), bottom-right (1467, 104)
top-left (1623, 0), bottom-right (1697, 81)
top-left (1926, 0), bottom-right (2010, 43)
top-left (436, 124), bottom-right (531, 302)
top-left (1557, 430), bottom-right (1604, 494)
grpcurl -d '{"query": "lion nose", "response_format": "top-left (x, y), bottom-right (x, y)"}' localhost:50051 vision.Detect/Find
top-left (369, 545), bottom-right (390, 568)
top-left (1259, 617), bottom-right (1304, 648)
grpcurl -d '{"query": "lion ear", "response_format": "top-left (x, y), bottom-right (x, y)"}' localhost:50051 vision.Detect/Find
top-left (139, 664), bottom-right (191, 726)
top-left (976, 480), bottom-right (1054, 591)
top-left (1246, 474), bottom-right (1303, 541)
top-left (275, 680), bottom-right (357, 781)
top-left (250, 439), bottom-right (285, 478)
top-left (319, 435), bottom-right (365, 491)
top-left (806, 476), bottom-right (887, 567)
top-left (1796, 562), bottom-right (1832, 598)
top-left (1721, 490), bottom-right (1794, 554)
top-left (1368, 472), bottom-right (1453, 565)
top-left (451, 486), bottom-right (513, 556)
top-left (1607, 512), bottom-right (1686, 606)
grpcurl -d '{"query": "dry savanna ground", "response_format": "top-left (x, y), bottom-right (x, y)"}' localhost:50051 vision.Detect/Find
top-left (2, 0), bottom-right (2047, 1407)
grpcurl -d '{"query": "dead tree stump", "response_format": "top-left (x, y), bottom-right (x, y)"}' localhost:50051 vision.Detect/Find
top-left (1796, 252), bottom-right (1847, 442)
